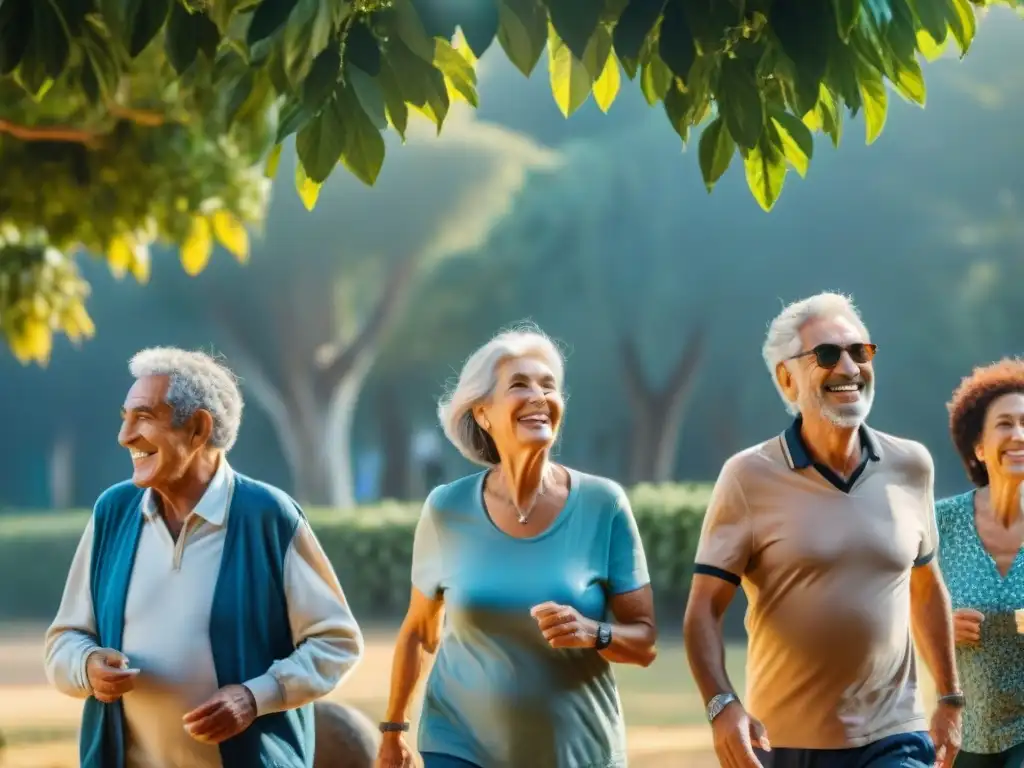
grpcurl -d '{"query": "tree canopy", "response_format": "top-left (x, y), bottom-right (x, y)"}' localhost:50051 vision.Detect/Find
top-left (0, 0), bottom-right (1019, 364)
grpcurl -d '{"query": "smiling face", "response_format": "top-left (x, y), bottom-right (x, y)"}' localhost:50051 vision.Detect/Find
top-left (117, 374), bottom-right (205, 489)
top-left (976, 392), bottom-right (1024, 482)
top-left (778, 314), bottom-right (875, 428)
top-left (474, 355), bottom-right (564, 458)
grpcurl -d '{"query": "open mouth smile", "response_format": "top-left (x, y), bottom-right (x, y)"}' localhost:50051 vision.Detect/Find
top-left (129, 449), bottom-right (156, 462)
top-left (518, 414), bottom-right (551, 426)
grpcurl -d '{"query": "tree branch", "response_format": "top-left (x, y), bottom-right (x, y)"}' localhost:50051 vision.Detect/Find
top-left (0, 119), bottom-right (100, 147)
top-left (314, 255), bottom-right (420, 400)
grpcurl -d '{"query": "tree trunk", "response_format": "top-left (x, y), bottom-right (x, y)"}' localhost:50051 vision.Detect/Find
top-left (377, 381), bottom-right (411, 500)
top-left (211, 257), bottom-right (419, 509)
top-left (621, 327), bottom-right (706, 484)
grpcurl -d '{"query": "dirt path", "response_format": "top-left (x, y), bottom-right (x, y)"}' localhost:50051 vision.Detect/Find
top-left (0, 626), bottom-right (718, 767)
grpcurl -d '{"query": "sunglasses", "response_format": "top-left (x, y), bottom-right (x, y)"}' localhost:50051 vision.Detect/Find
top-left (787, 343), bottom-right (877, 369)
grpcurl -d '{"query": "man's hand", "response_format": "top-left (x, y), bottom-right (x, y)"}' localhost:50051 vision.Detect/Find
top-left (711, 701), bottom-right (769, 768)
top-left (376, 732), bottom-right (415, 768)
top-left (952, 608), bottom-right (984, 646)
top-left (930, 701), bottom-right (962, 768)
top-left (530, 602), bottom-right (598, 649)
top-left (86, 648), bottom-right (139, 704)
top-left (182, 684), bottom-right (257, 745)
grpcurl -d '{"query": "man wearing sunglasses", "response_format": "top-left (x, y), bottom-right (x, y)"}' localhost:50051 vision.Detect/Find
top-left (683, 292), bottom-right (961, 768)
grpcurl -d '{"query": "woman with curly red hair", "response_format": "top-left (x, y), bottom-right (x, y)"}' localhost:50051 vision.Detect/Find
top-left (937, 358), bottom-right (1024, 767)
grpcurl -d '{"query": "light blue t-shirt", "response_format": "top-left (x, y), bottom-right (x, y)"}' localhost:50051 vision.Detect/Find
top-left (411, 467), bottom-right (651, 768)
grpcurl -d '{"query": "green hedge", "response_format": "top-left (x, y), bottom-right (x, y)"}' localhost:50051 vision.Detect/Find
top-left (0, 483), bottom-right (711, 623)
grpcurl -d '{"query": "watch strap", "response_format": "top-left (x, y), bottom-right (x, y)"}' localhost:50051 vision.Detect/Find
top-left (706, 692), bottom-right (738, 723)
top-left (937, 692), bottom-right (966, 708)
top-left (594, 622), bottom-right (612, 650)
top-left (378, 721), bottom-right (410, 733)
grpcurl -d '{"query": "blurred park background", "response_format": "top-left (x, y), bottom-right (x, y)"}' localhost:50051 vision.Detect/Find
top-left (1, 3), bottom-right (1023, 766)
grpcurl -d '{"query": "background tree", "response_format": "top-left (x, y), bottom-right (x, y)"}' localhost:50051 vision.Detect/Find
top-left (1, 0), bottom-right (1020, 362)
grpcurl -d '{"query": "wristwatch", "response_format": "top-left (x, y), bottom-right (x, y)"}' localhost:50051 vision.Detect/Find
top-left (706, 692), bottom-right (738, 722)
top-left (594, 622), bottom-right (612, 650)
top-left (937, 692), bottom-right (966, 709)
top-left (378, 721), bottom-right (410, 733)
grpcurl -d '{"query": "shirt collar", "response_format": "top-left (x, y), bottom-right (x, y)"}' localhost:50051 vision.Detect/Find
top-left (140, 457), bottom-right (234, 525)
top-left (781, 414), bottom-right (881, 470)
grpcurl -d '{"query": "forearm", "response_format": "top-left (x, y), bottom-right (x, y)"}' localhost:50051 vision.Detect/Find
top-left (44, 627), bottom-right (99, 698)
top-left (384, 625), bottom-right (436, 723)
top-left (911, 569), bottom-right (959, 695)
top-left (595, 619), bottom-right (656, 666)
top-left (246, 623), bottom-right (364, 716)
top-left (683, 604), bottom-right (737, 704)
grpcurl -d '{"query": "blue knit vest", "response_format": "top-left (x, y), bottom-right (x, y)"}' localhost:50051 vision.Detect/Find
top-left (79, 474), bottom-right (315, 768)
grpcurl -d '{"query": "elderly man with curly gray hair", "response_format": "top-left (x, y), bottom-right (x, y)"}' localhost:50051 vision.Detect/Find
top-left (44, 347), bottom-right (365, 768)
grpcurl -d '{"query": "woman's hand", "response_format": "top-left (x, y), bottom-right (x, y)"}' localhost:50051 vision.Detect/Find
top-left (953, 608), bottom-right (984, 646)
top-left (376, 732), bottom-right (415, 768)
top-left (530, 602), bottom-right (598, 648)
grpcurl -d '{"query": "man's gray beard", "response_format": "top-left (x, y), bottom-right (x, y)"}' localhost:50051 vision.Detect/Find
top-left (811, 385), bottom-right (874, 428)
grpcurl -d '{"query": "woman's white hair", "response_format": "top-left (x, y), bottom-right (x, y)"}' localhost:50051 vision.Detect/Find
top-left (438, 323), bottom-right (565, 466)
top-left (129, 347), bottom-right (244, 451)
top-left (761, 292), bottom-right (869, 414)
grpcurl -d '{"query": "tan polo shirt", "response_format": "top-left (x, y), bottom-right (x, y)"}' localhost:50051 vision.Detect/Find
top-left (694, 417), bottom-right (938, 749)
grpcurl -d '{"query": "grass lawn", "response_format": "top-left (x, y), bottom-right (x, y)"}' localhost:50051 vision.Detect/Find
top-left (0, 625), bottom-right (744, 767)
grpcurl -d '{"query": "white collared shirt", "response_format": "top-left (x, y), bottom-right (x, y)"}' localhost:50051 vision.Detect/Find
top-left (43, 460), bottom-right (364, 768)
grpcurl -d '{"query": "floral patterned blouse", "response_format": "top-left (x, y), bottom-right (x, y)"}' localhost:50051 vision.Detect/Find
top-left (936, 491), bottom-right (1024, 754)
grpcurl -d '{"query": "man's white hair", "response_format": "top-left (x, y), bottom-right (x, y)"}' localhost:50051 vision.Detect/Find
top-left (761, 292), bottom-right (869, 414)
top-left (129, 347), bottom-right (244, 451)
top-left (438, 323), bottom-right (565, 466)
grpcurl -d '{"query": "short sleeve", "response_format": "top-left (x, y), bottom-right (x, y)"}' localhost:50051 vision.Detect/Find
top-left (411, 499), bottom-right (444, 598)
top-left (607, 493), bottom-right (651, 595)
top-left (914, 452), bottom-right (939, 568)
top-left (693, 460), bottom-right (753, 585)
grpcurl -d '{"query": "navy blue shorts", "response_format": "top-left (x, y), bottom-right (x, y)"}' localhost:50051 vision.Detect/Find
top-left (954, 742), bottom-right (1024, 768)
top-left (753, 731), bottom-right (936, 767)
top-left (420, 752), bottom-right (484, 768)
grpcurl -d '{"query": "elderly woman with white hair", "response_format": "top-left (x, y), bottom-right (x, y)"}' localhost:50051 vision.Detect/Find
top-left (376, 326), bottom-right (657, 768)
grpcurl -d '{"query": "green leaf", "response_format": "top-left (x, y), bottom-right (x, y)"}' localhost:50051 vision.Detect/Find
top-left (166, 2), bottom-right (201, 74)
top-left (393, 0), bottom-right (438, 61)
top-left (434, 38), bottom-right (479, 107)
top-left (548, 28), bottom-right (593, 117)
top-left (832, 0), bottom-right (860, 40)
top-left (497, 0), bottom-right (546, 76)
top-left (698, 117), bottom-right (735, 192)
top-left (460, 0), bottom-right (500, 57)
top-left (612, 0), bottom-right (665, 61)
top-left (658, 0), bottom-right (696, 81)
top-left (0, 0), bottom-right (33, 76)
top-left (295, 161), bottom-right (322, 210)
top-left (716, 56), bottom-right (764, 150)
top-left (592, 44), bottom-right (620, 113)
top-left (129, 0), bottom-right (170, 57)
top-left (275, 97), bottom-right (314, 142)
top-left (683, 0), bottom-right (741, 55)
top-left (296, 96), bottom-right (349, 183)
top-left (377, 56), bottom-right (409, 140)
top-left (265, 143), bottom-right (284, 178)
top-left (945, 0), bottom-right (976, 54)
top-left (80, 25), bottom-right (119, 103)
top-left (409, 0), bottom-right (459, 39)
top-left (856, 60), bottom-right (887, 144)
top-left (769, 108), bottom-right (814, 177)
top-left (385, 37), bottom-right (450, 130)
top-left (346, 20), bottom-right (382, 77)
top-left (347, 62), bottom-right (388, 130)
top-left (908, 0), bottom-right (949, 43)
top-left (302, 44), bottom-right (342, 111)
top-left (548, 0), bottom-right (601, 61)
top-left (639, 51), bottom-right (672, 105)
top-left (31, 0), bottom-right (69, 81)
top-left (743, 133), bottom-right (788, 212)
top-left (226, 69), bottom-right (255, 124)
top-left (283, 0), bottom-right (333, 85)
top-left (891, 51), bottom-right (926, 105)
top-left (771, 0), bottom-right (834, 116)
top-left (862, 0), bottom-right (894, 26)
top-left (663, 82), bottom-right (694, 142)
top-left (337, 82), bottom-right (387, 186)
top-left (247, 0), bottom-right (300, 46)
